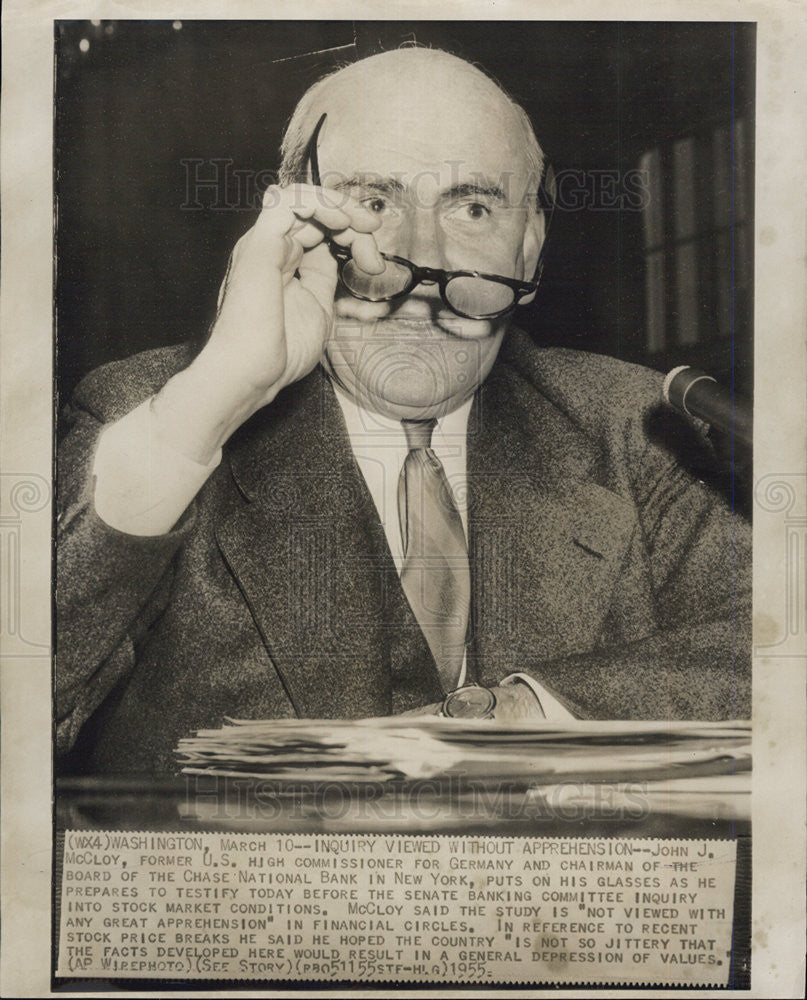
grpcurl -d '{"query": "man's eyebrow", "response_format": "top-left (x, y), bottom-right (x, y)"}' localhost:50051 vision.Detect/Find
top-left (328, 176), bottom-right (508, 204)
top-left (330, 175), bottom-right (406, 196)
top-left (440, 182), bottom-right (508, 204)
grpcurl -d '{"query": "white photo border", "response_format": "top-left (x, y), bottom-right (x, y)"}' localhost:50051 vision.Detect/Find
top-left (1, 1), bottom-right (805, 997)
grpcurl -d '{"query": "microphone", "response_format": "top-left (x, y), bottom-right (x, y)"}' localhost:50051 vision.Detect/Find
top-left (663, 366), bottom-right (752, 450)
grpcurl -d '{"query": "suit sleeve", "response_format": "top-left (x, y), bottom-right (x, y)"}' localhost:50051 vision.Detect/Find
top-left (55, 385), bottom-right (197, 754)
top-left (527, 410), bottom-right (752, 722)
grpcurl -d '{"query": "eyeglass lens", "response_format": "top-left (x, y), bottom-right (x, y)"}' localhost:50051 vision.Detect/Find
top-left (340, 258), bottom-right (517, 318)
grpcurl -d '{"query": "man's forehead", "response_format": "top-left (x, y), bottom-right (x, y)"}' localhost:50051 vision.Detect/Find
top-left (313, 95), bottom-right (532, 198)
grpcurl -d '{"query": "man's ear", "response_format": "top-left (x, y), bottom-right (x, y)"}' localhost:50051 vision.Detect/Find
top-left (518, 210), bottom-right (546, 305)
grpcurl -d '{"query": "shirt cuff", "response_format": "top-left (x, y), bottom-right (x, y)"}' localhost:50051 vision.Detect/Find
top-left (500, 672), bottom-right (577, 721)
top-left (92, 397), bottom-right (221, 536)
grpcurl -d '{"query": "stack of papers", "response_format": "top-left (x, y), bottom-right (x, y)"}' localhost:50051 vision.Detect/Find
top-left (177, 717), bottom-right (750, 787)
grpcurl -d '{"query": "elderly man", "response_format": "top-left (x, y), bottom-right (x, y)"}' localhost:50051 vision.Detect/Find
top-left (57, 48), bottom-right (751, 773)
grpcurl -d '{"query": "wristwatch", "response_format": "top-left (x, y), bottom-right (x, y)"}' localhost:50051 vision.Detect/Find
top-left (439, 683), bottom-right (497, 719)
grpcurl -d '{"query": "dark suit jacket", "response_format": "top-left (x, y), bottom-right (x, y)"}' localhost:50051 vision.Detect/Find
top-left (56, 330), bottom-right (751, 773)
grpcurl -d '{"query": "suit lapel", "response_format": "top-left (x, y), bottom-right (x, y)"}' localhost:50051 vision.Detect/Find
top-left (215, 368), bottom-right (443, 719)
top-left (467, 341), bottom-right (638, 699)
top-left (214, 339), bottom-right (639, 718)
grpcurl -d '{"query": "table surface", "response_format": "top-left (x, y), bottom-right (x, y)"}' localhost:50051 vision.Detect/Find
top-left (56, 774), bottom-right (750, 838)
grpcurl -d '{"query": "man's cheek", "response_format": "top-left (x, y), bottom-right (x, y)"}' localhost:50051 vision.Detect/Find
top-left (485, 225), bottom-right (530, 277)
top-left (472, 241), bottom-right (526, 278)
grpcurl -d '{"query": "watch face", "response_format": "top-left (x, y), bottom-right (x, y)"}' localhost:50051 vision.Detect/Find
top-left (443, 685), bottom-right (496, 719)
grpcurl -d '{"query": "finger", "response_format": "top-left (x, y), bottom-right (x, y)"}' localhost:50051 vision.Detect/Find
top-left (287, 219), bottom-right (331, 250)
top-left (237, 185), bottom-right (383, 275)
top-left (270, 183), bottom-right (382, 235)
top-left (278, 184), bottom-right (356, 232)
top-left (296, 243), bottom-right (338, 314)
top-left (226, 191), bottom-right (333, 275)
top-left (251, 186), bottom-right (345, 248)
top-left (287, 200), bottom-right (385, 273)
top-left (285, 182), bottom-right (383, 233)
top-left (318, 187), bottom-right (383, 234)
top-left (331, 229), bottom-right (385, 274)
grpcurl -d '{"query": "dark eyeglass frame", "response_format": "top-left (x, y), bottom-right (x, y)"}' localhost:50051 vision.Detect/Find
top-left (302, 112), bottom-right (555, 321)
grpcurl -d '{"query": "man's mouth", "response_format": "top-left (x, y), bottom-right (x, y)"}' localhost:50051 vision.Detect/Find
top-left (371, 314), bottom-right (479, 340)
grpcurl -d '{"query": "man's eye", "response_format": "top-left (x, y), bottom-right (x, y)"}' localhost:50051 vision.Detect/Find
top-left (447, 201), bottom-right (492, 222)
top-left (465, 202), bottom-right (490, 220)
top-left (361, 196), bottom-right (393, 215)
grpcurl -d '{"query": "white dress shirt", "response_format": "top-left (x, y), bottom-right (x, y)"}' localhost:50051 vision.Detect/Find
top-left (92, 376), bottom-right (573, 719)
top-left (330, 384), bottom-right (473, 574)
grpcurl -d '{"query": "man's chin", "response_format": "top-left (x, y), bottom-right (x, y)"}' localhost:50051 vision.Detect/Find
top-left (351, 380), bottom-right (469, 421)
top-left (324, 313), bottom-right (506, 418)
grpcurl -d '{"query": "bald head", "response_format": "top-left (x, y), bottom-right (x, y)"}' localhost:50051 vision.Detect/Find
top-left (279, 47), bottom-right (544, 201)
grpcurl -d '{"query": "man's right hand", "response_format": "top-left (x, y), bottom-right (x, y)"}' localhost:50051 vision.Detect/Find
top-left (150, 183), bottom-right (384, 464)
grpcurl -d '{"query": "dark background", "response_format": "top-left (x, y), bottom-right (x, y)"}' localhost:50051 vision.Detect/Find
top-left (55, 20), bottom-right (754, 404)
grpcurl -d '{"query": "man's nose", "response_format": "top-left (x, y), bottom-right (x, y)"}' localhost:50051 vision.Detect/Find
top-left (396, 209), bottom-right (447, 273)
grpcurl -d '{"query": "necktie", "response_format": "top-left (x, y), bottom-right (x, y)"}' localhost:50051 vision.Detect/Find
top-left (398, 419), bottom-right (471, 692)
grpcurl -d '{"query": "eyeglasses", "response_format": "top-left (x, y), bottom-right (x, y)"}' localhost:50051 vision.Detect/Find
top-left (303, 113), bottom-right (555, 321)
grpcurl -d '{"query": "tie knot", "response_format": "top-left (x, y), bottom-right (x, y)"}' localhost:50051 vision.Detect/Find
top-left (401, 418), bottom-right (437, 451)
